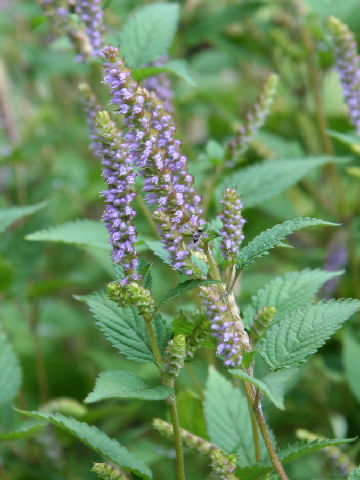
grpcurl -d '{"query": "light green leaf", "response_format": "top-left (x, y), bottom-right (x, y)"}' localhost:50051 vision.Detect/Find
top-left (327, 130), bottom-right (360, 154)
top-left (0, 420), bottom-right (45, 441)
top-left (348, 467), bottom-right (360, 479)
top-left (204, 367), bottom-right (266, 466)
top-left (158, 279), bottom-right (221, 306)
top-left (118, 3), bottom-right (179, 68)
top-left (0, 331), bottom-right (22, 406)
top-left (145, 240), bottom-right (172, 267)
top-left (133, 59), bottom-right (197, 86)
top-left (26, 220), bottom-right (110, 250)
top-left (220, 157), bottom-right (346, 208)
top-left (77, 292), bottom-right (155, 363)
top-left (259, 300), bottom-right (360, 370)
top-left (237, 217), bottom-right (337, 271)
top-left (237, 438), bottom-right (355, 479)
top-left (85, 370), bottom-right (173, 403)
top-left (0, 201), bottom-right (46, 234)
top-left (243, 269), bottom-right (343, 327)
top-left (343, 335), bottom-right (360, 402)
top-left (17, 410), bottom-right (152, 479)
top-left (230, 368), bottom-right (297, 409)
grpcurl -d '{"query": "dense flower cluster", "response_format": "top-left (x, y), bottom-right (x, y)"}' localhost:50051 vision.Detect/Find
top-left (144, 56), bottom-right (174, 112)
top-left (328, 16), bottom-right (360, 134)
top-left (227, 73), bottom-right (278, 161)
top-left (219, 187), bottom-right (245, 264)
top-left (75, 0), bottom-right (104, 55)
top-left (102, 45), bottom-right (204, 274)
top-left (200, 285), bottom-right (243, 367)
top-left (94, 110), bottom-right (140, 283)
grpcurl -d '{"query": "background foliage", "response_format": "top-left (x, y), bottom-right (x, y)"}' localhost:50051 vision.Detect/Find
top-left (1, 0), bottom-right (360, 479)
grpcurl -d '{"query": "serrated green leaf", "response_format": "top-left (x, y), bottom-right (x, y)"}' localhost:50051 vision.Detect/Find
top-left (220, 157), bottom-right (347, 208)
top-left (145, 240), bottom-right (172, 267)
top-left (0, 420), bottom-right (45, 441)
top-left (230, 368), bottom-right (298, 409)
top-left (204, 367), bottom-right (267, 466)
top-left (348, 467), bottom-right (360, 479)
top-left (77, 292), bottom-right (155, 363)
top-left (118, 3), bottom-right (179, 68)
top-left (0, 331), bottom-right (22, 406)
top-left (343, 335), bottom-right (360, 402)
top-left (237, 438), bottom-right (355, 480)
top-left (133, 59), bottom-right (197, 86)
top-left (237, 217), bottom-right (337, 271)
top-left (243, 269), bottom-right (343, 327)
top-left (259, 300), bottom-right (360, 370)
top-left (0, 201), bottom-right (46, 234)
top-left (17, 410), bottom-right (152, 479)
top-left (26, 220), bottom-right (110, 250)
top-left (85, 370), bottom-right (173, 403)
top-left (158, 279), bottom-right (222, 306)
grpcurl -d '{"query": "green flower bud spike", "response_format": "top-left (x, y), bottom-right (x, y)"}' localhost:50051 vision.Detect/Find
top-left (108, 281), bottom-right (155, 321)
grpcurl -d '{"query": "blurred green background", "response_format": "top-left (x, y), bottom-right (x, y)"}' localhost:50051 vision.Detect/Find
top-left (1, 1), bottom-right (360, 479)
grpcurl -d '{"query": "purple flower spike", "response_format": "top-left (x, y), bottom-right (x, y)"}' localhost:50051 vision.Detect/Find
top-left (101, 45), bottom-right (205, 275)
top-left (88, 107), bottom-right (140, 283)
top-left (75, 0), bottom-right (105, 55)
top-left (328, 16), bottom-right (360, 134)
top-left (201, 285), bottom-right (243, 367)
top-left (219, 188), bottom-right (245, 264)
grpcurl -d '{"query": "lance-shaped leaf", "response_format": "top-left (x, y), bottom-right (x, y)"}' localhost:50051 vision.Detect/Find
top-left (258, 299), bottom-right (360, 370)
top-left (77, 293), bottom-right (167, 363)
top-left (85, 370), bottom-right (173, 403)
top-left (220, 156), bottom-right (347, 208)
top-left (230, 368), bottom-right (298, 409)
top-left (0, 331), bottom-right (22, 406)
top-left (26, 220), bottom-right (110, 250)
top-left (236, 217), bottom-right (337, 271)
top-left (243, 269), bottom-right (343, 327)
top-left (0, 201), bottom-right (46, 234)
top-left (237, 438), bottom-right (355, 479)
top-left (17, 410), bottom-right (152, 479)
top-left (0, 421), bottom-right (45, 441)
top-left (118, 3), bottom-right (179, 68)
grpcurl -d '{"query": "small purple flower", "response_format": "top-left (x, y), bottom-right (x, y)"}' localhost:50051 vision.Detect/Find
top-left (200, 285), bottom-right (243, 367)
top-left (328, 16), bottom-right (360, 134)
top-left (219, 188), bottom-right (245, 264)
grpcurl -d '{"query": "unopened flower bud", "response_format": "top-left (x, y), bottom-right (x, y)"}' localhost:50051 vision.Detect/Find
top-left (250, 305), bottom-right (276, 343)
top-left (108, 281), bottom-right (155, 320)
top-left (162, 334), bottom-right (187, 385)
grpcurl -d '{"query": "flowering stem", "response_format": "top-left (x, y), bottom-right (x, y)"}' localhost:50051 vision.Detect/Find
top-left (145, 319), bottom-right (163, 369)
top-left (251, 386), bottom-right (289, 480)
top-left (243, 382), bottom-right (262, 462)
top-left (168, 392), bottom-right (186, 480)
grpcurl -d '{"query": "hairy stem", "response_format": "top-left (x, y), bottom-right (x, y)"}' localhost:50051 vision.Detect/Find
top-left (243, 383), bottom-right (262, 462)
top-left (168, 393), bottom-right (186, 480)
top-left (145, 317), bottom-right (185, 480)
top-left (252, 387), bottom-right (289, 480)
top-left (145, 319), bottom-right (163, 369)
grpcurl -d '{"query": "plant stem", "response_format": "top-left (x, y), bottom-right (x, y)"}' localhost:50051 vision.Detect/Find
top-left (243, 382), bottom-right (262, 462)
top-left (252, 387), bottom-right (289, 480)
top-left (145, 319), bottom-right (163, 369)
top-left (145, 315), bottom-right (185, 480)
top-left (168, 393), bottom-right (186, 480)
